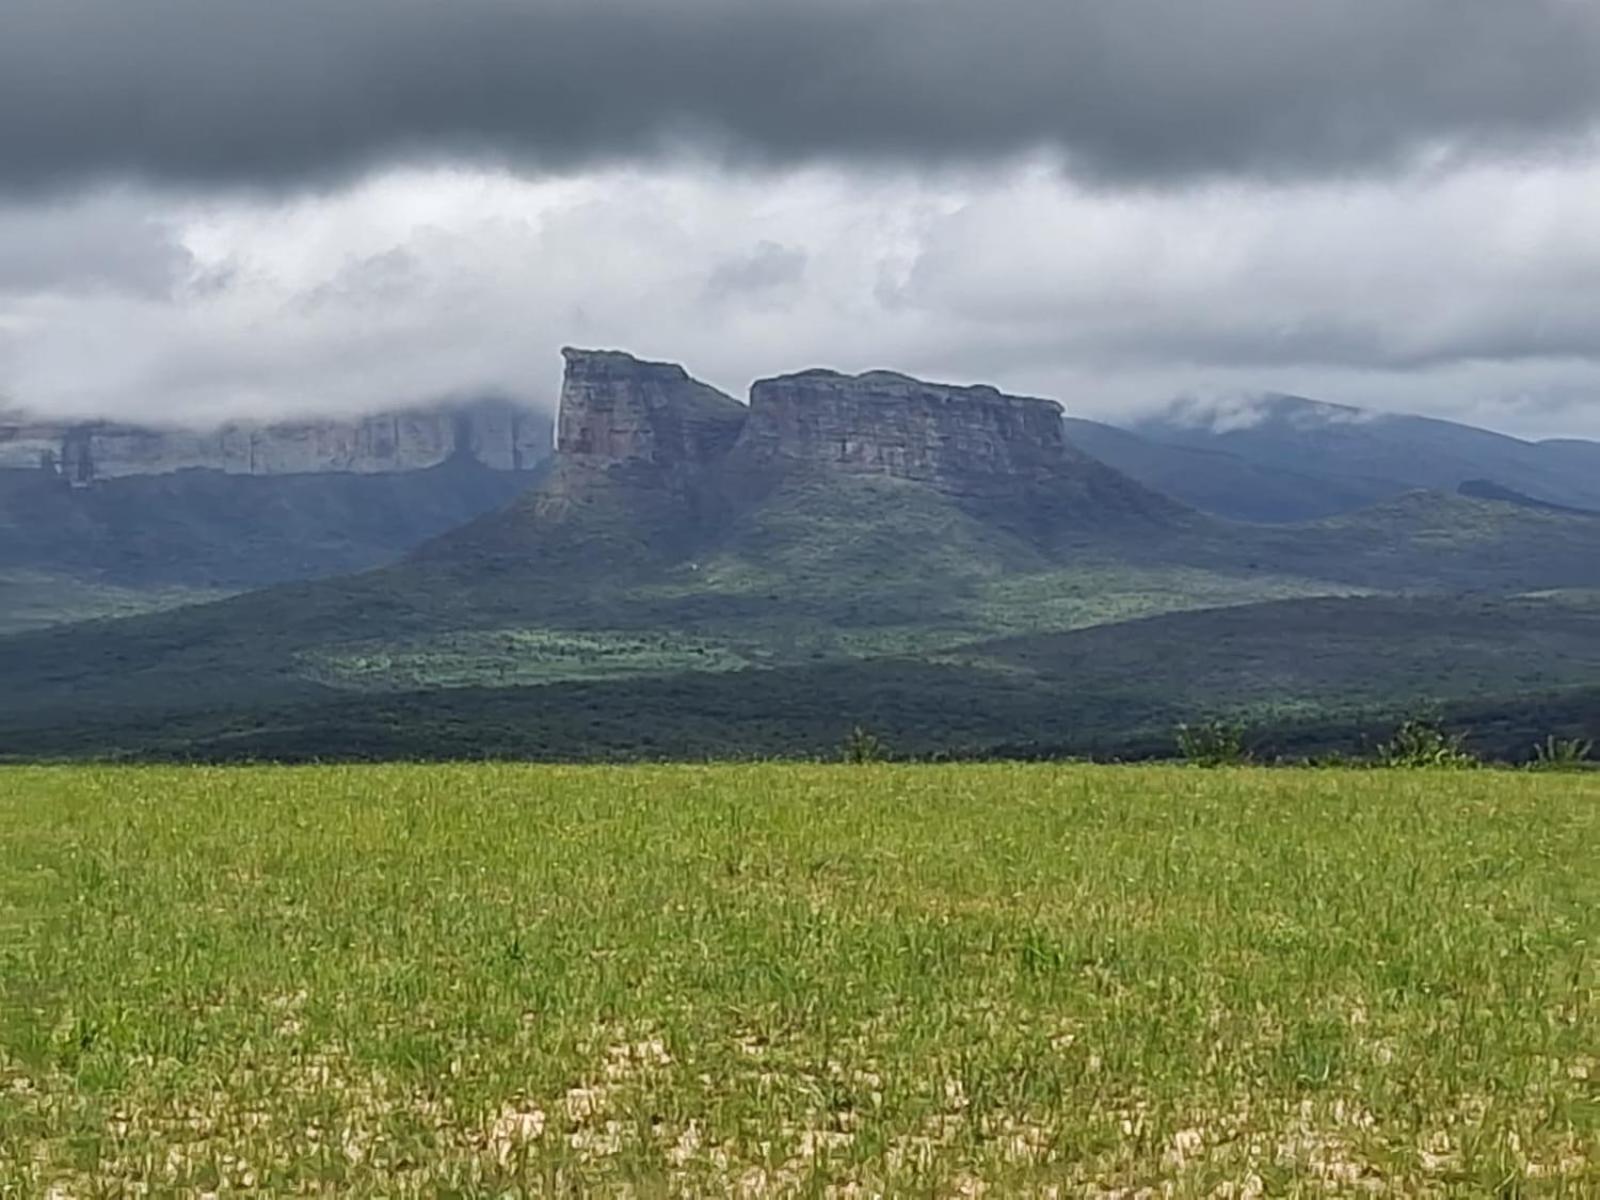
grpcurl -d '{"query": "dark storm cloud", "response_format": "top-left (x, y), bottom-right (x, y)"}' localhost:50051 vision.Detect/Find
top-left (4, 0), bottom-right (1599, 191)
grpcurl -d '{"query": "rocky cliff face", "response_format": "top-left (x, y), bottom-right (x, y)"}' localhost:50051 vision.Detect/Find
top-left (556, 348), bottom-right (747, 474)
top-left (734, 369), bottom-right (1068, 494)
top-left (550, 352), bottom-right (1077, 496)
top-left (540, 350), bottom-right (1189, 543)
top-left (0, 400), bottom-right (552, 483)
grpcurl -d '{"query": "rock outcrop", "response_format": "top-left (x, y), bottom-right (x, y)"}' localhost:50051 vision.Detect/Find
top-left (547, 350), bottom-right (1196, 542)
top-left (0, 400), bottom-right (552, 484)
top-left (734, 369), bottom-right (1068, 495)
top-left (556, 348), bottom-right (747, 475)
top-left (549, 352), bottom-right (1081, 498)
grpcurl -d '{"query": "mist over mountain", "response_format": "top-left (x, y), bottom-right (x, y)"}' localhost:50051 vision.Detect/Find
top-left (1132, 394), bottom-right (1600, 511)
top-left (1065, 394), bottom-right (1600, 522)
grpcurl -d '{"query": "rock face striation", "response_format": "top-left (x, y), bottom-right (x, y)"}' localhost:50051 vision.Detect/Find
top-left (556, 348), bottom-right (747, 476)
top-left (0, 399), bottom-right (552, 484)
top-left (734, 369), bottom-right (1069, 495)
top-left (551, 351), bottom-right (1077, 492)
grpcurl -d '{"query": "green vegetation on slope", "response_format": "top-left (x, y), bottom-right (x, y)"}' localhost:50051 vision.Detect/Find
top-left (0, 570), bottom-right (229, 636)
top-left (952, 592), bottom-right (1600, 721)
top-left (0, 471), bottom-right (1324, 715)
top-left (1, 765), bottom-right (1594, 1194)
top-left (4, 591), bottom-right (1596, 764)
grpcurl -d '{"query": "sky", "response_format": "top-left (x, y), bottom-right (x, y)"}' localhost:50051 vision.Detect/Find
top-left (3, 0), bottom-right (1600, 439)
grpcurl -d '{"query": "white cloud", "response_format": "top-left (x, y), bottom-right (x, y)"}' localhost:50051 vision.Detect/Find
top-left (2, 157), bottom-right (1599, 438)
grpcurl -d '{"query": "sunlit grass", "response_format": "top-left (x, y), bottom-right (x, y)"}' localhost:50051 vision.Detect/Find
top-left (1, 764), bottom-right (1595, 1194)
top-left (301, 628), bottom-right (752, 690)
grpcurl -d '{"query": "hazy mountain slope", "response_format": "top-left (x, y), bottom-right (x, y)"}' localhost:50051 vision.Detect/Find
top-left (1534, 438), bottom-right (1600, 479)
top-left (1198, 491), bottom-right (1600, 592)
top-left (1457, 479), bottom-right (1600, 515)
top-left (0, 457), bottom-right (543, 589)
top-left (1133, 394), bottom-right (1600, 511)
top-left (1061, 417), bottom-right (1384, 522)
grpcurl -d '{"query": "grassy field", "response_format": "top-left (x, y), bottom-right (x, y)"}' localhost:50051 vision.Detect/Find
top-left (1, 765), bottom-right (1595, 1195)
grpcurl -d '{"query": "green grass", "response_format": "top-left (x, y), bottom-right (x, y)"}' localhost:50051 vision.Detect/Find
top-left (2, 765), bottom-right (1595, 1195)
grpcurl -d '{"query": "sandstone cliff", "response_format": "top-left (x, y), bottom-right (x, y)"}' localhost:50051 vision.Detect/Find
top-left (0, 399), bottom-right (552, 483)
top-left (734, 369), bottom-right (1069, 495)
top-left (539, 350), bottom-right (1186, 540)
top-left (556, 348), bottom-right (746, 473)
top-left (549, 352), bottom-right (1079, 493)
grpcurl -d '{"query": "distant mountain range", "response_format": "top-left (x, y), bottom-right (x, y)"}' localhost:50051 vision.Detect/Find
top-left (1, 351), bottom-right (1597, 763)
top-left (1064, 394), bottom-right (1600, 522)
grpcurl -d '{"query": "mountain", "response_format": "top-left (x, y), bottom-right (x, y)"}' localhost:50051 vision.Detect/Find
top-left (2, 351), bottom-right (1599, 762)
top-left (0, 399), bottom-right (553, 630)
top-left (1061, 416), bottom-right (1381, 522)
top-left (430, 351), bottom-right (1191, 573)
top-left (1129, 393), bottom-right (1600, 514)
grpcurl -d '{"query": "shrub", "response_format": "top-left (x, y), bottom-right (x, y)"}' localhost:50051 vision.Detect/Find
top-left (841, 725), bottom-right (887, 764)
top-left (1375, 717), bottom-right (1478, 769)
top-left (1175, 719), bottom-right (1252, 767)
top-left (1530, 735), bottom-right (1594, 771)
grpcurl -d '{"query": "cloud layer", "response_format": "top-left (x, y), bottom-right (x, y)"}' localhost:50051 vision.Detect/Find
top-left (6, 159), bottom-right (1600, 438)
top-left (5, 0), bottom-right (1600, 191)
top-left (3, 1), bottom-right (1599, 439)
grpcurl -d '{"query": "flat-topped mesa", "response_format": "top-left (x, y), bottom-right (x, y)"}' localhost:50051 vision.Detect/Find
top-left (736, 369), bottom-right (1068, 492)
top-left (557, 348), bottom-right (748, 474)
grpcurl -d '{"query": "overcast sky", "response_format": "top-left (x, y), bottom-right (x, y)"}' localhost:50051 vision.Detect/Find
top-left (3, 0), bottom-right (1600, 438)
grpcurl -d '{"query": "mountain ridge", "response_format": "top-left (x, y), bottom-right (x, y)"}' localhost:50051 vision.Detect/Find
top-left (0, 396), bottom-right (552, 482)
top-left (1128, 393), bottom-right (1600, 514)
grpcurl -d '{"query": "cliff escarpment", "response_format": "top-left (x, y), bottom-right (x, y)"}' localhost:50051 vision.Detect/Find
top-left (0, 399), bottom-right (552, 484)
top-left (549, 352), bottom-right (1081, 497)
top-left (557, 351), bottom-right (1184, 526)
top-left (555, 348), bottom-right (747, 474)
top-left (733, 369), bottom-right (1069, 496)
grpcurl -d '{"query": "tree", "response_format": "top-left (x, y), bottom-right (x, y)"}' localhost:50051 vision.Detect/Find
top-left (1174, 719), bottom-right (1251, 767)
top-left (841, 725), bottom-right (886, 764)
top-left (1375, 717), bottom-right (1477, 769)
